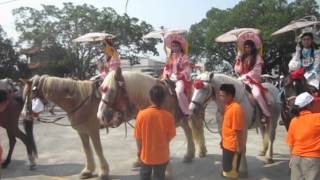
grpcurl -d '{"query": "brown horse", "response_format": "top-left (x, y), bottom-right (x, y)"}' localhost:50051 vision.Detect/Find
top-left (0, 93), bottom-right (37, 169)
top-left (97, 68), bottom-right (207, 163)
top-left (22, 75), bottom-right (109, 180)
top-left (281, 74), bottom-right (320, 130)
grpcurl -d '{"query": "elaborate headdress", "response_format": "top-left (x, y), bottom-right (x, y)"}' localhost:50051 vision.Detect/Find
top-left (164, 33), bottom-right (189, 55)
top-left (237, 31), bottom-right (263, 56)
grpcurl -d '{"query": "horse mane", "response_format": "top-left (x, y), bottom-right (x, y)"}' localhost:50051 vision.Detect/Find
top-left (198, 72), bottom-right (246, 100)
top-left (39, 75), bottom-right (93, 101)
top-left (102, 71), bottom-right (159, 108)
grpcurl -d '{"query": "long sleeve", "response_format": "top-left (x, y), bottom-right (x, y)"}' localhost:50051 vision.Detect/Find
top-left (234, 58), bottom-right (243, 74)
top-left (288, 46), bottom-right (301, 72)
top-left (243, 55), bottom-right (263, 82)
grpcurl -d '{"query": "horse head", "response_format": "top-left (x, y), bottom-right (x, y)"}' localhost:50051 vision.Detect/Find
top-left (189, 72), bottom-right (215, 117)
top-left (97, 68), bottom-right (133, 128)
top-left (282, 75), bottom-right (309, 106)
top-left (281, 74), bottom-right (311, 129)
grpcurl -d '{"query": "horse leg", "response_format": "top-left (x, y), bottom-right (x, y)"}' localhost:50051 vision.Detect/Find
top-left (23, 120), bottom-right (38, 158)
top-left (89, 131), bottom-right (109, 180)
top-left (2, 130), bottom-right (16, 168)
top-left (78, 132), bottom-right (95, 179)
top-left (181, 119), bottom-right (195, 163)
top-left (15, 128), bottom-right (36, 169)
top-left (189, 111), bottom-right (207, 158)
top-left (265, 119), bottom-right (277, 164)
top-left (238, 131), bottom-right (248, 178)
top-left (258, 124), bottom-right (268, 157)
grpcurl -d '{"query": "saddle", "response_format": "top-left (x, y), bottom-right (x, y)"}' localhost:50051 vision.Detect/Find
top-left (161, 79), bottom-right (185, 122)
top-left (163, 78), bottom-right (177, 96)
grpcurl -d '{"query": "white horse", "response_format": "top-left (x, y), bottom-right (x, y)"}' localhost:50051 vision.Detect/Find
top-left (189, 72), bottom-right (281, 177)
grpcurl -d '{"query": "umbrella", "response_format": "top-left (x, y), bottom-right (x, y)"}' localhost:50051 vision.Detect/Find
top-left (142, 28), bottom-right (187, 40)
top-left (271, 20), bottom-right (320, 36)
top-left (215, 28), bottom-right (261, 43)
top-left (72, 32), bottom-right (115, 43)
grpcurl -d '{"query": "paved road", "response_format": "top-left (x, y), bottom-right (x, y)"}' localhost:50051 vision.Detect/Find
top-left (1, 103), bottom-right (290, 180)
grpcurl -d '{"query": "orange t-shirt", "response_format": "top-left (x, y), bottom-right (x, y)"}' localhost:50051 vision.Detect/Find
top-left (286, 111), bottom-right (320, 157)
top-left (222, 101), bottom-right (245, 152)
top-left (134, 106), bottom-right (176, 165)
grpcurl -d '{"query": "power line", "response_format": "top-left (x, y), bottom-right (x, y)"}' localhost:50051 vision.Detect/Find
top-left (125, 0), bottom-right (129, 14)
top-left (0, 0), bottom-right (22, 5)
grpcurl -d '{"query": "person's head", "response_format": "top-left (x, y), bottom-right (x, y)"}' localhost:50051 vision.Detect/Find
top-left (291, 92), bottom-right (314, 116)
top-left (244, 40), bottom-right (257, 55)
top-left (242, 40), bottom-right (258, 69)
top-left (219, 84), bottom-right (236, 105)
top-left (102, 37), bottom-right (113, 47)
top-left (149, 85), bottom-right (166, 107)
top-left (171, 40), bottom-right (184, 54)
top-left (300, 32), bottom-right (314, 49)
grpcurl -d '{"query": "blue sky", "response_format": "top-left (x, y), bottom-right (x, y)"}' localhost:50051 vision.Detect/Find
top-left (0, 0), bottom-right (241, 41)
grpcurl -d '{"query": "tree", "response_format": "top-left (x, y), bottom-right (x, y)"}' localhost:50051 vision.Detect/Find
top-left (0, 26), bottom-right (28, 79)
top-left (188, 0), bottom-right (320, 74)
top-left (13, 3), bottom-right (158, 79)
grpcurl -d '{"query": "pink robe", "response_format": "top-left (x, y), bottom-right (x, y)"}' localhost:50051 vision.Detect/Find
top-left (234, 55), bottom-right (271, 117)
top-left (163, 53), bottom-right (191, 115)
top-left (99, 56), bottom-right (121, 80)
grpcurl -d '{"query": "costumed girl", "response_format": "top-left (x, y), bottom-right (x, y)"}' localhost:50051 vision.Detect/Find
top-left (163, 33), bottom-right (192, 116)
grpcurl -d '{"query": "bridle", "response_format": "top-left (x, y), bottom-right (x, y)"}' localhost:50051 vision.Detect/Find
top-left (100, 79), bottom-right (133, 124)
top-left (191, 81), bottom-right (215, 111)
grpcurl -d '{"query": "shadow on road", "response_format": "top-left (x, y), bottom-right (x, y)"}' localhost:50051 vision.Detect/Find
top-left (2, 160), bottom-right (83, 179)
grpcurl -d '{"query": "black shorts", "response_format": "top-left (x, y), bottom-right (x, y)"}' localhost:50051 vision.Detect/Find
top-left (222, 148), bottom-right (241, 173)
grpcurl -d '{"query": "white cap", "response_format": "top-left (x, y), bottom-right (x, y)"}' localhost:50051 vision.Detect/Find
top-left (294, 92), bottom-right (314, 108)
top-left (308, 79), bottom-right (320, 90)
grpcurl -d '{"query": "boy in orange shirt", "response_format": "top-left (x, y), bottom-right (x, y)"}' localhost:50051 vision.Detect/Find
top-left (287, 92), bottom-right (320, 180)
top-left (134, 85), bottom-right (176, 180)
top-left (219, 84), bottom-right (245, 179)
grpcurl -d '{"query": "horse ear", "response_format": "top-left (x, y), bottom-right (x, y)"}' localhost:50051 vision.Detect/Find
top-left (209, 72), bottom-right (214, 81)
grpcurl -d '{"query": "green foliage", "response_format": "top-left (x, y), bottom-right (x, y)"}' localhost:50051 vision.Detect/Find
top-left (188, 0), bottom-right (320, 74)
top-left (0, 25), bottom-right (28, 79)
top-left (13, 3), bottom-right (158, 79)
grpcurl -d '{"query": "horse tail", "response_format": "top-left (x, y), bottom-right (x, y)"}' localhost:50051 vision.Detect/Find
top-left (23, 119), bottom-right (38, 158)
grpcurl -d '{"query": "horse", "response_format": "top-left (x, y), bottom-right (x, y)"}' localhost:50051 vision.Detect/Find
top-left (21, 75), bottom-right (109, 180)
top-left (189, 72), bottom-right (281, 177)
top-left (0, 79), bottom-right (37, 169)
top-left (280, 74), bottom-right (320, 130)
top-left (96, 68), bottom-right (207, 163)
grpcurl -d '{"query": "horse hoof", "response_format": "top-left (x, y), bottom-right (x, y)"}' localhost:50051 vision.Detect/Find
top-left (29, 163), bottom-right (36, 170)
top-left (1, 163), bottom-right (8, 169)
top-left (98, 174), bottom-right (109, 180)
top-left (198, 151), bottom-right (207, 158)
top-left (1, 160), bottom-right (10, 169)
top-left (183, 155), bottom-right (193, 163)
top-left (79, 172), bottom-right (93, 179)
top-left (132, 161), bottom-right (141, 168)
top-left (258, 151), bottom-right (266, 156)
top-left (239, 171), bottom-right (248, 178)
top-left (264, 158), bottom-right (274, 164)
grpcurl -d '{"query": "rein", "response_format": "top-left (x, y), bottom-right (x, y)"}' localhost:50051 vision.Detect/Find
top-left (31, 78), bottom-right (95, 127)
top-left (191, 80), bottom-right (216, 133)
